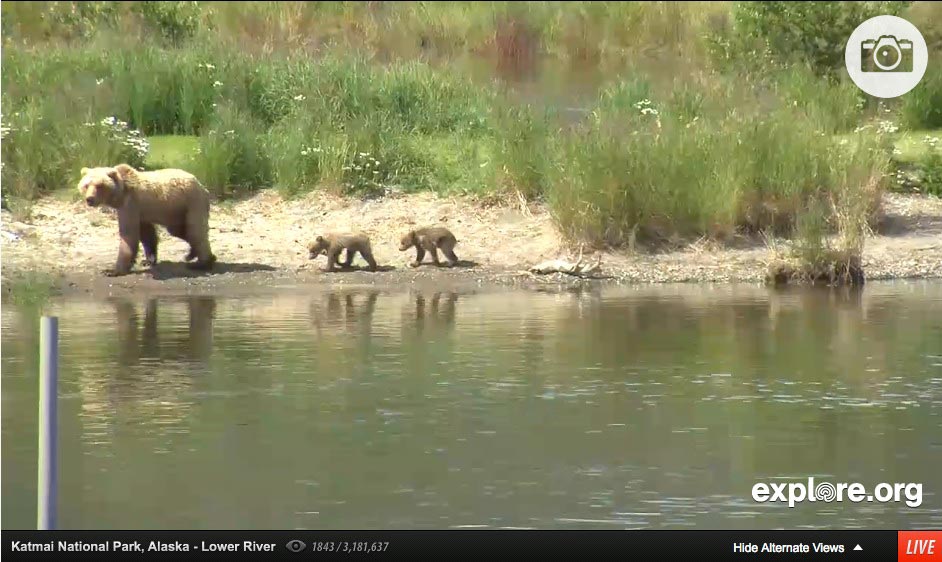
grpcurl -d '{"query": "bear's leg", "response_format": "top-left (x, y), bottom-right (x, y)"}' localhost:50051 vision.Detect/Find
top-left (166, 222), bottom-right (195, 262)
top-left (342, 248), bottom-right (355, 268)
top-left (140, 222), bottom-right (159, 267)
top-left (183, 205), bottom-right (216, 271)
top-left (410, 247), bottom-right (425, 268)
top-left (360, 249), bottom-right (378, 272)
top-left (443, 248), bottom-right (460, 267)
top-left (326, 246), bottom-right (344, 272)
top-left (109, 211), bottom-right (141, 277)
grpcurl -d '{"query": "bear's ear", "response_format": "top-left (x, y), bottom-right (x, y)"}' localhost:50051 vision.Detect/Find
top-left (315, 236), bottom-right (324, 242)
top-left (80, 167), bottom-right (89, 176)
top-left (107, 168), bottom-right (122, 185)
top-left (114, 164), bottom-right (134, 178)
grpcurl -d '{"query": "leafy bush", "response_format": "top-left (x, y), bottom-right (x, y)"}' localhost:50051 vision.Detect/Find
top-left (131, 1), bottom-right (202, 45)
top-left (726, 1), bottom-right (911, 75)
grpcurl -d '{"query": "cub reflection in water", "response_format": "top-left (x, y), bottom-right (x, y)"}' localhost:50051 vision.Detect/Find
top-left (308, 290), bottom-right (379, 338)
top-left (408, 291), bottom-right (458, 336)
top-left (112, 296), bottom-right (217, 365)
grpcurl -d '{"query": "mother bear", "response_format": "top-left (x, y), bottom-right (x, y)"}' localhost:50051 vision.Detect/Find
top-left (77, 163), bottom-right (217, 276)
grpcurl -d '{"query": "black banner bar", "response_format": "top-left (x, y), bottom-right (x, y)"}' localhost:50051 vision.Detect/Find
top-left (3, 530), bottom-right (903, 560)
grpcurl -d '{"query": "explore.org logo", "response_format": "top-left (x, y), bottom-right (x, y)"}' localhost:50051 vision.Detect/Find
top-left (752, 478), bottom-right (923, 508)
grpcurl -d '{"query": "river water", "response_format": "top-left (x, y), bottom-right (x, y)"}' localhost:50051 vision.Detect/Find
top-left (2, 282), bottom-right (940, 529)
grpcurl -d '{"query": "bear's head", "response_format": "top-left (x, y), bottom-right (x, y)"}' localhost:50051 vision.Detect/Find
top-left (399, 230), bottom-right (417, 251)
top-left (308, 236), bottom-right (330, 259)
top-left (77, 164), bottom-right (134, 208)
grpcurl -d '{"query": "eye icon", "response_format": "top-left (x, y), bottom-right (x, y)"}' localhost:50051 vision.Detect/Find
top-left (286, 539), bottom-right (307, 553)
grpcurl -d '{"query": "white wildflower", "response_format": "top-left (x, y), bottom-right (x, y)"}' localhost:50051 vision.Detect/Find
top-left (213, 81), bottom-right (223, 88)
top-left (876, 120), bottom-right (899, 134)
top-left (293, 94), bottom-right (306, 101)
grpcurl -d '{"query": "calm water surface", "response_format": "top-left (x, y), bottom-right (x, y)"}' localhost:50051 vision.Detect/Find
top-left (2, 282), bottom-right (941, 529)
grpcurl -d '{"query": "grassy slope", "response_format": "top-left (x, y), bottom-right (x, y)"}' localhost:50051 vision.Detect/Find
top-left (3, 1), bottom-right (939, 258)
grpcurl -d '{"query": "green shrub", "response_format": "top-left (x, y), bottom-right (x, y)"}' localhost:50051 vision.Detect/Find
top-left (1, 104), bottom-right (75, 200)
top-left (919, 149), bottom-right (942, 196)
top-left (130, 1), bottom-right (203, 45)
top-left (492, 104), bottom-right (552, 200)
top-left (726, 1), bottom-right (911, 75)
top-left (900, 62), bottom-right (942, 130)
top-left (192, 103), bottom-right (271, 199)
top-left (547, 78), bottom-right (887, 246)
top-left (0, 103), bottom-right (147, 201)
top-left (266, 114), bottom-right (347, 197)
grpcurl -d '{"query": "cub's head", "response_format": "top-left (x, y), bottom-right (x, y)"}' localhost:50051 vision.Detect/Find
top-left (399, 230), bottom-right (416, 251)
top-left (308, 236), bottom-right (329, 259)
top-left (76, 164), bottom-right (134, 208)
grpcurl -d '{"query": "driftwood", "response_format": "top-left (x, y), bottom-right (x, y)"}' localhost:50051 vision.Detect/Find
top-left (526, 249), bottom-right (609, 278)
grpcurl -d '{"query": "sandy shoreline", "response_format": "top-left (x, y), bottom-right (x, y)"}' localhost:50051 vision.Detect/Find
top-left (2, 189), bottom-right (941, 299)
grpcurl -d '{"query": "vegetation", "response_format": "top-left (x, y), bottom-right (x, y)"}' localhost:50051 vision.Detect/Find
top-left (2, 1), bottom-right (940, 281)
top-left (1, 271), bottom-right (58, 308)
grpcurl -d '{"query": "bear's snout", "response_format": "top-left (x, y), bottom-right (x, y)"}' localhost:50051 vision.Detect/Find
top-left (85, 196), bottom-right (98, 207)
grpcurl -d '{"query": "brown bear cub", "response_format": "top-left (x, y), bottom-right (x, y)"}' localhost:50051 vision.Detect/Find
top-left (77, 164), bottom-right (216, 276)
top-left (399, 226), bottom-right (459, 267)
top-left (308, 232), bottom-right (378, 272)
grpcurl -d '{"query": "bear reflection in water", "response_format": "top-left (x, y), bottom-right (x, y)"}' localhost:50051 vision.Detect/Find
top-left (409, 291), bottom-right (458, 336)
top-left (308, 290), bottom-right (380, 338)
top-left (112, 296), bottom-right (216, 365)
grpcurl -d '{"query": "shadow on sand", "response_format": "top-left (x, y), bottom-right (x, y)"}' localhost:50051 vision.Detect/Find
top-left (146, 261), bottom-right (278, 280)
top-left (318, 264), bottom-right (399, 273)
top-left (407, 259), bottom-right (479, 269)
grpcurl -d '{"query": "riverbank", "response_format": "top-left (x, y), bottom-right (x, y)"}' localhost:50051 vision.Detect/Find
top-left (2, 190), bottom-right (941, 299)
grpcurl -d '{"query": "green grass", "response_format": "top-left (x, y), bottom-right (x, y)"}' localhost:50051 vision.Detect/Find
top-left (144, 135), bottom-right (199, 169)
top-left (891, 130), bottom-right (942, 163)
top-left (2, 271), bottom-right (58, 308)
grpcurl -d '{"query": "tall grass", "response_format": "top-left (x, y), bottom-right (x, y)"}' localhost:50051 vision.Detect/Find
top-left (900, 61), bottom-right (942, 130)
top-left (193, 103), bottom-right (271, 198)
top-left (546, 74), bottom-right (885, 246)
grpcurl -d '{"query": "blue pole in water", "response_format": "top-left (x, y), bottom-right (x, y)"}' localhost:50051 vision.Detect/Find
top-left (38, 316), bottom-right (58, 530)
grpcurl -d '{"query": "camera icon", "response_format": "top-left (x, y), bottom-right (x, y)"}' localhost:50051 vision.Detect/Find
top-left (860, 35), bottom-right (913, 72)
top-left (285, 539), bottom-right (307, 553)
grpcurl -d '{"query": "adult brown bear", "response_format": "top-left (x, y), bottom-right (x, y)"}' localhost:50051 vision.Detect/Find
top-left (77, 164), bottom-right (217, 276)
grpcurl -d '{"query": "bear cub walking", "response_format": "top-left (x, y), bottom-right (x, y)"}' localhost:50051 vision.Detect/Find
top-left (399, 226), bottom-right (459, 267)
top-left (308, 232), bottom-right (378, 272)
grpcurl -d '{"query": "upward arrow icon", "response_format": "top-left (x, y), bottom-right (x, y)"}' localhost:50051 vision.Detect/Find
top-left (853, 544), bottom-right (863, 551)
